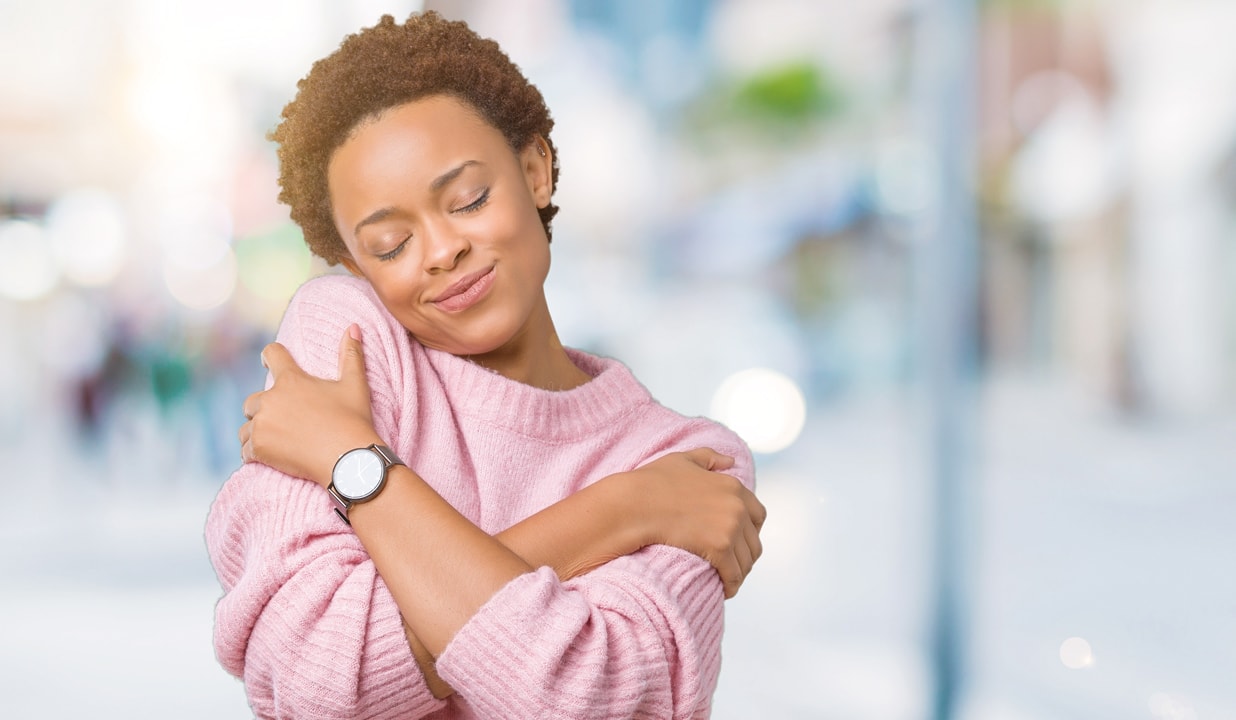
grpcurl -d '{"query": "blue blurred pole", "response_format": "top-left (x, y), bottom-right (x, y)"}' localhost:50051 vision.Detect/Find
top-left (913, 1), bottom-right (979, 719)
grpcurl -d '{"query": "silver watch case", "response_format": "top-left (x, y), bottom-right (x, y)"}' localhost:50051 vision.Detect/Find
top-left (327, 444), bottom-right (404, 525)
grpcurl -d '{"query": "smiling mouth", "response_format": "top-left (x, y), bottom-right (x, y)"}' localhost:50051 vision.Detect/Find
top-left (432, 266), bottom-right (495, 312)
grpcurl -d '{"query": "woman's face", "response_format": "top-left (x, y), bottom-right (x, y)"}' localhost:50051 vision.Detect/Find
top-left (327, 95), bottom-right (554, 358)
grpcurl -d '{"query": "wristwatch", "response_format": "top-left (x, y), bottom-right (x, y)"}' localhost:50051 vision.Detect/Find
top-left (327, 443), bottom-right (405, 525)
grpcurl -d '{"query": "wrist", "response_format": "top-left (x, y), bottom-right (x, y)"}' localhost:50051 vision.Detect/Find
top-left (604, 471), bottom-right (656, 550)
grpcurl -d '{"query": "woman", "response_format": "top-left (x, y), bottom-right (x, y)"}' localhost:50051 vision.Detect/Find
top-left (207, 12), bottom-right (766, 719)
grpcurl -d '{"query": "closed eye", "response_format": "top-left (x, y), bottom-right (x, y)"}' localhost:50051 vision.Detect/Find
top-left (454, 188), bottom-right (490, 214)
top-left (377, 237), bottom-right (409, 262)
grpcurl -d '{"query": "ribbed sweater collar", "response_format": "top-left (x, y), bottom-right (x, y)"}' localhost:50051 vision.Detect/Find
top-left (422, 346), bottom-right (652, 443)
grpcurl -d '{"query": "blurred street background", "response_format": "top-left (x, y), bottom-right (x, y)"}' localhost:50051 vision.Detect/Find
top-left (1, 0), bottom-right (1234, 718)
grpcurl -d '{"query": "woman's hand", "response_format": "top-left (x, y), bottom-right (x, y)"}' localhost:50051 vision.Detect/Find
top-left (239, 324), bottom-right (382, 488)
top-left (620, 449), bottom-right (767, 599)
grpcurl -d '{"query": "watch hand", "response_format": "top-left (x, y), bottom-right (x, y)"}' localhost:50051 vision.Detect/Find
top-left (359, 455), bottom-right (379, 484)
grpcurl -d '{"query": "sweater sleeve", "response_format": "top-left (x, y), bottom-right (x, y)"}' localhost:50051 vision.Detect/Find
top-left (435, 423), bottom-right (756, 720)
top-left (205, 275), bottom-right (445, 719)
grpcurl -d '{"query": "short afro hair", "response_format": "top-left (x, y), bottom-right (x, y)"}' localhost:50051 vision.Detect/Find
top-left (271, 11), bottom-right (560, 265)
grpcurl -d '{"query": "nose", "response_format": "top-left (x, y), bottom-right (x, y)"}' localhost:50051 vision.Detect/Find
top-left (422, 221), bottom-right (470, 273)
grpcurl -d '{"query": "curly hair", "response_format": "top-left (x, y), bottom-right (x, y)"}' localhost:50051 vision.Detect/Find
top-left (270, 11), bottom-right (560, 265)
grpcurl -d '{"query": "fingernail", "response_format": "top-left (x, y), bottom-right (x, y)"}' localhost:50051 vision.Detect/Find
top-left (349, 324), bottom-right (361, 342)
top-left (260, 352), bottom-right (267, 369)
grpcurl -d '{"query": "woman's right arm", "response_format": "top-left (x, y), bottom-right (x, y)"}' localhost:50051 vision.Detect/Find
top-left (209, 277), bottom-right (453, 718)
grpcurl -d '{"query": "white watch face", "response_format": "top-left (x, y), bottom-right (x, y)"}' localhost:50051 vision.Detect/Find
top-left (333, 448), bottom-right (384, 501)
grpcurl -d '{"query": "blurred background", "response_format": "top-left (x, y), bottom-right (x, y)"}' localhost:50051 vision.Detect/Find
top-left (1, 0), bottom-right (1233, 718)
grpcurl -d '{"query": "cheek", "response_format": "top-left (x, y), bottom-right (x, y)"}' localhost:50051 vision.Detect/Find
top-left (531, 239), bottom-right (551, 277)
top-left (368, 269), bottom-right (424, 320)
top-left (511, 205), bottom-right (550, 250)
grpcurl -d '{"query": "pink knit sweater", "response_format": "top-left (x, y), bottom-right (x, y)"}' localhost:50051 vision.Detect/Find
top-left (205, 275), bottom-right (755, 719)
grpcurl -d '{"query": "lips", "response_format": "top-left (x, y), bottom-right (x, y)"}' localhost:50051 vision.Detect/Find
top-left (431, 266), bottom-right (495, 312)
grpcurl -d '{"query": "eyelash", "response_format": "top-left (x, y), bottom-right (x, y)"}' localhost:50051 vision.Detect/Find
top-left (377, 241), bottom-right (407, 262)
top-left (375, 188), bottom-right (490, 262)
top-left (457, 188), bottom-right (491, 214)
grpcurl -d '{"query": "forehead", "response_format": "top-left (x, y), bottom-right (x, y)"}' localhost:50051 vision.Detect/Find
top-left (327, 95), bottom-right (508, 193)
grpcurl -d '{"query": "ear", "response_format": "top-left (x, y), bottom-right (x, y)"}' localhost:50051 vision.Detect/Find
top-left (340, 255), bottom-right (363, 277)
top-left (521, 136), bottom-right (553, 210)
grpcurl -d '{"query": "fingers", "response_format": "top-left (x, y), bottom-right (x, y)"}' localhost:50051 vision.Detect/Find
top-left (682, 447), bottom-right (734, 471)
top-left (241, 391), bottom-right (261, 421)
top-left (744, 489), bottom-right (768, 531)
top-left (722, 494), bottom-right (764, 599)
top-left (260, 343), bottom-right (295, 377)
top-left (733, 535), bottom-right (754, 586)
top-left (240, 393), bottom-right (258, 462)
top-left (743, 517), bottom-right (763, 565)
top-left (715, 551), bottom-right (744, 599)
top-left (338, 323), bottom-right (368, 387)
top-left (238, 420), bottom-right (254, 463)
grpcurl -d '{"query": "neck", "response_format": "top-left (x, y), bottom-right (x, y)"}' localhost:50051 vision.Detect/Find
top-left (465, 294), bottom-right (591, 391)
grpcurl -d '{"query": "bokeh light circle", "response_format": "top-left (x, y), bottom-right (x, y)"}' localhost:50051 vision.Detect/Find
top-left (45, 188), bottom-right (129, 287)
top-left (710, 368), bottom-right (807, 454)
top-left (1059, 636), bottom-right (1094, 669)
top-left (0, 219), bottom-right (59, 301)
top-left (164, 247), bottom-right (238, 310)
top-left (158, 194), bottom-right (233, 271)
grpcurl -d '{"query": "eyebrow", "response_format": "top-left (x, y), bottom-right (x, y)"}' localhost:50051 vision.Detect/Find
top-left (430, 160), bottom-right (480, 191)
top-left (353, 207), bottom-right (396, 238)
top-left (352, 161), bottom-right (482, 238)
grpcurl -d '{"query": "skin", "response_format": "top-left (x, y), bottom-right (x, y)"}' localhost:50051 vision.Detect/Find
top-left (239, 95), bottom-right (766, 699)
top-left (332, 96), bottom-right (583, 389)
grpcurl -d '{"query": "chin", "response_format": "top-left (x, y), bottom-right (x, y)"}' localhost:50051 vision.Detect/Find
top-left (421, 331), bottom-right (514, 358)
top-left (410, 307), bottom-right (528, 357)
